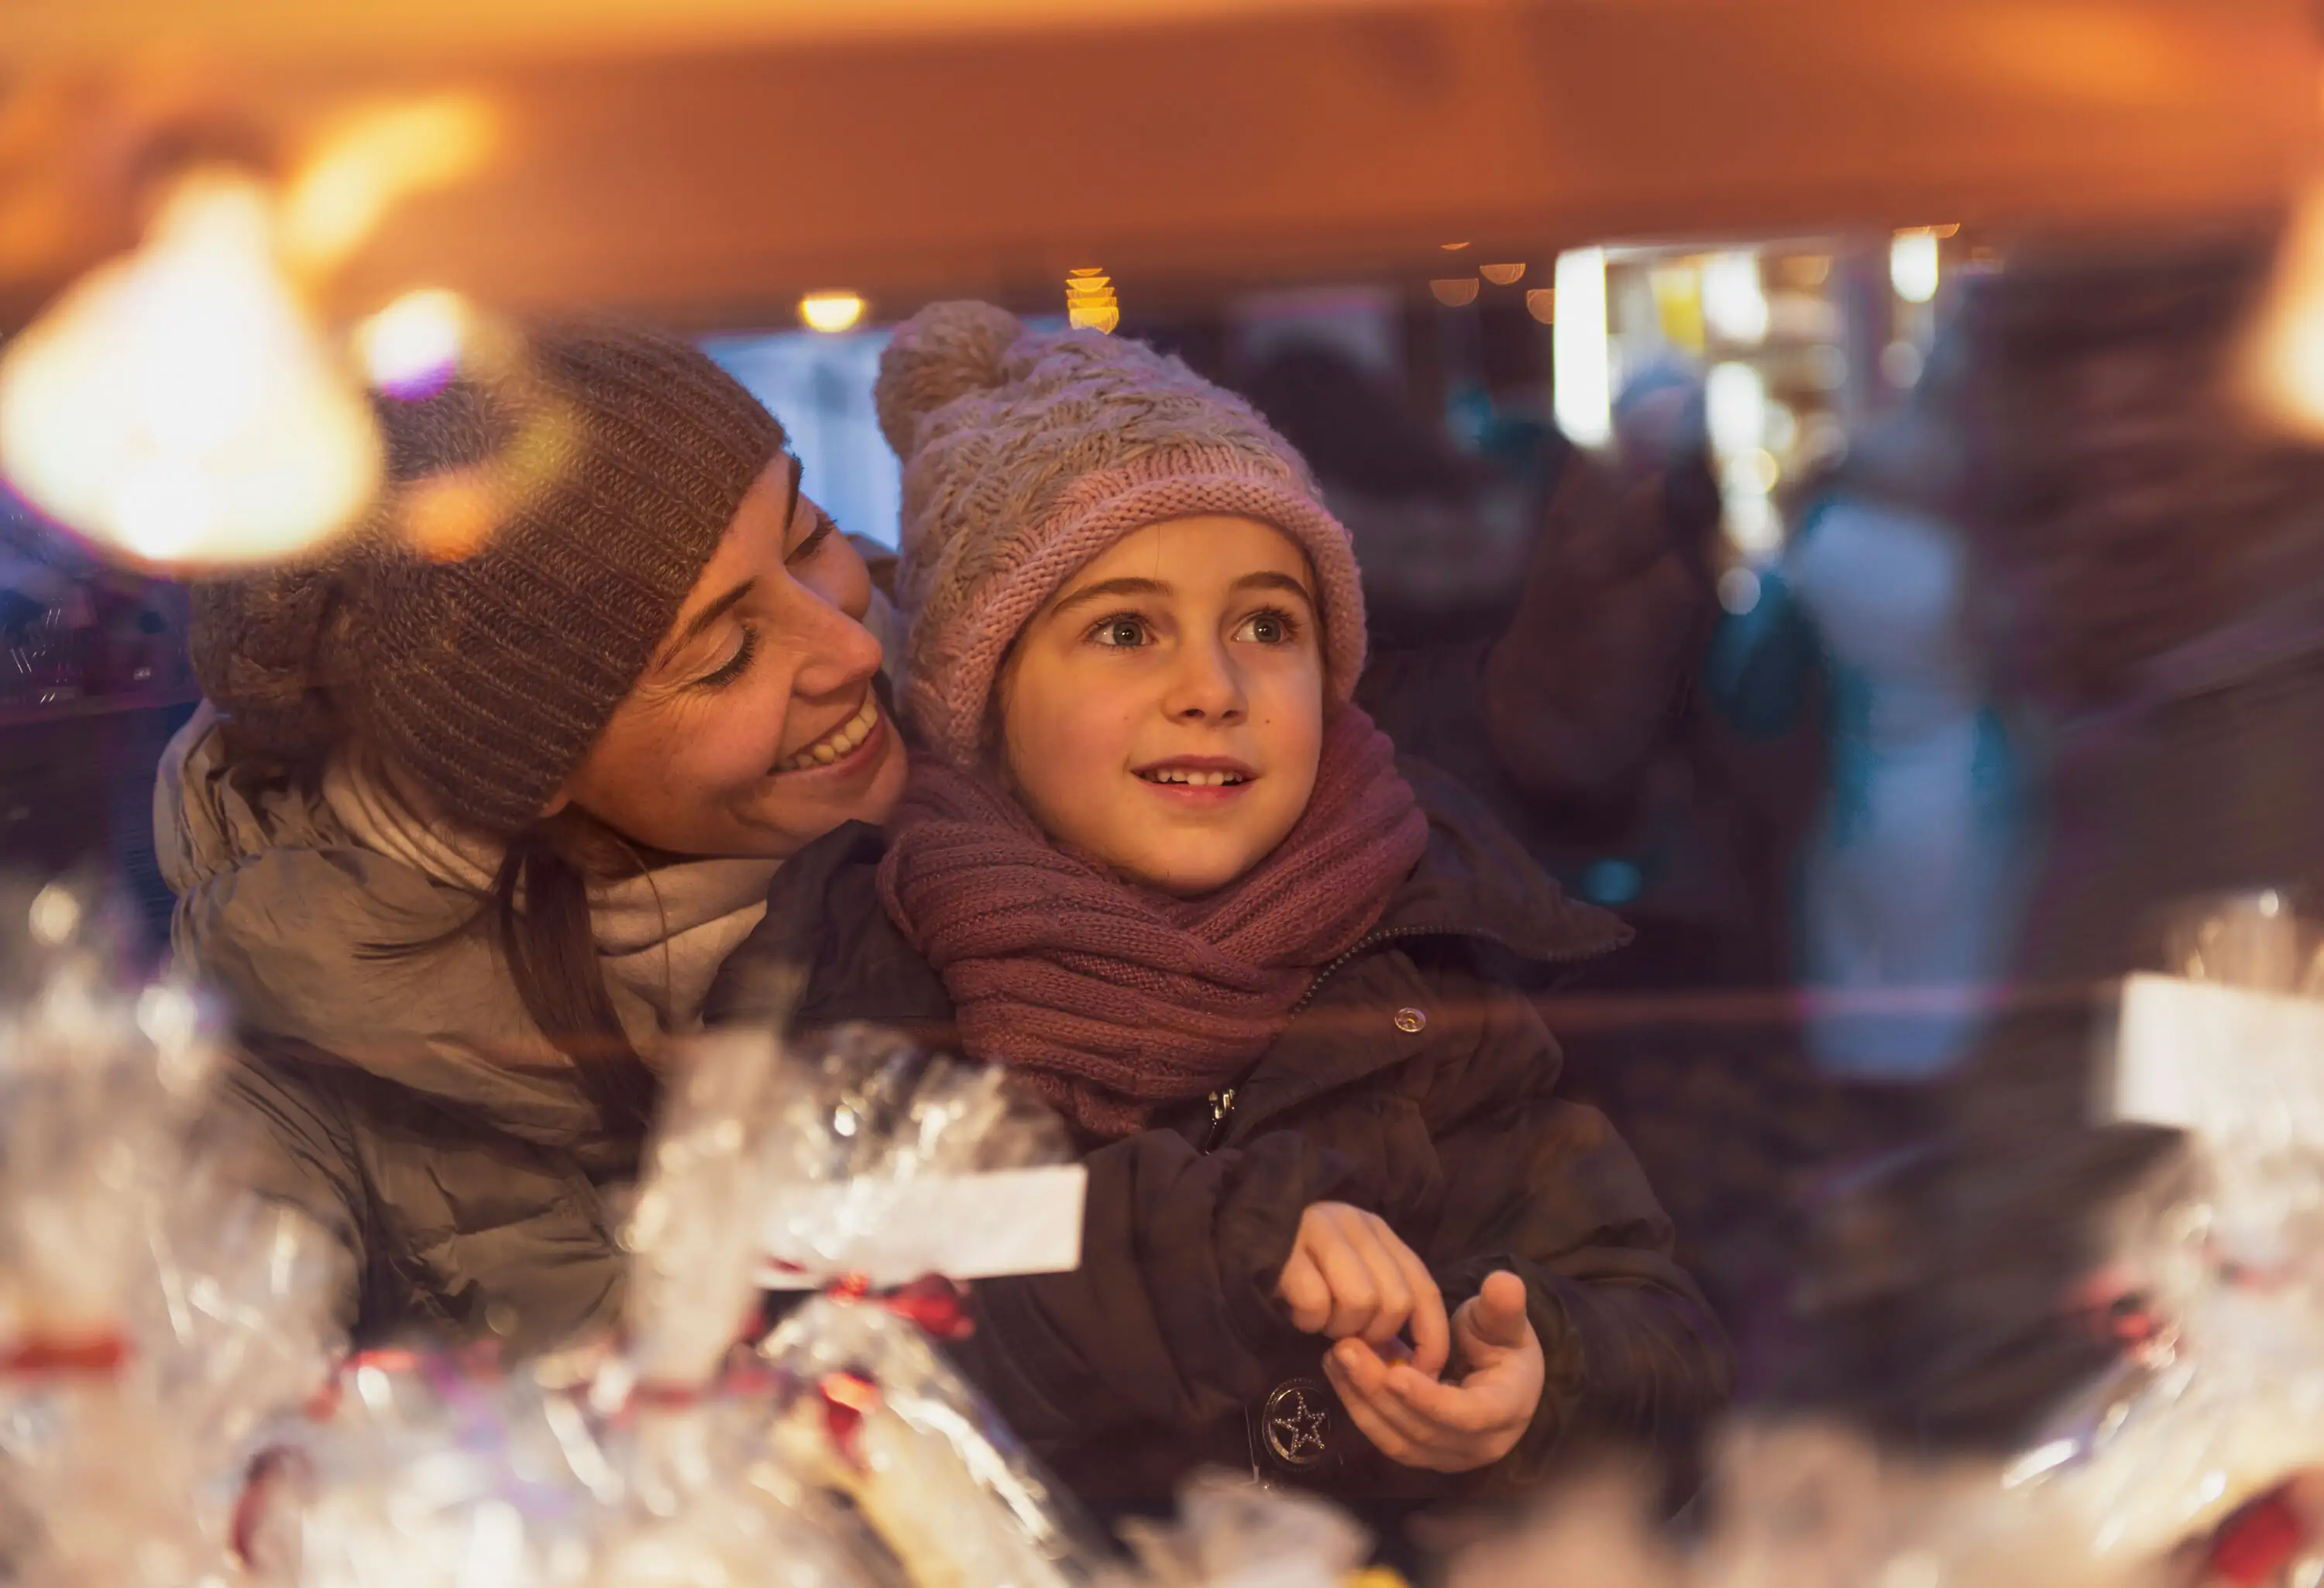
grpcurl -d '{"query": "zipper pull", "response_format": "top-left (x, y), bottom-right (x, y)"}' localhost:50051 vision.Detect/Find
top-left (1203, 1088), bottom-right (1237, 1152)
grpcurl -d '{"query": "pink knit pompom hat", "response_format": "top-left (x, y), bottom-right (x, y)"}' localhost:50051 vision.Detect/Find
top-left (875, 301), bottom-right (1368, 767)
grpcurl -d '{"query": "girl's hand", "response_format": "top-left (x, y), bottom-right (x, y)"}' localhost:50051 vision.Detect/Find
top-left (1324, 1270), bottom-right (1545, 1473)
top-left (1275, 1202), bottom-right (1451, 1377)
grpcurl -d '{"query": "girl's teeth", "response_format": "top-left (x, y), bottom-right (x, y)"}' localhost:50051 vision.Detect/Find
top-left (1147, 769), bottom-right (1243, 787)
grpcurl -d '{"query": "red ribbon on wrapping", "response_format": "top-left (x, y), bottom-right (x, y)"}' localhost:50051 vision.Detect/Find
top-left (229, 1445), bottom-right (311, 1569)
top-left (765, 1264), bottom-right (976, 1339)
top-left (817, 1368), bottom-right (882, 1466)
top-left (0, 1332), bottom-right (127, 1377)
top-left (820, 1272), bottom-right (975, 1342)
top-left (2209, 1483), bottom-right (2307, 1586)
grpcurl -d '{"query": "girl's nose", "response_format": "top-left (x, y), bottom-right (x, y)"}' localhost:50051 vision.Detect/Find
top-left (1161, 636), bottom-right (1246, 723)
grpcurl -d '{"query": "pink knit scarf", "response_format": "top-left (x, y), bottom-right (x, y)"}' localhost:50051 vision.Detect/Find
top-left (876, 706), bottom-right (1430, 1139)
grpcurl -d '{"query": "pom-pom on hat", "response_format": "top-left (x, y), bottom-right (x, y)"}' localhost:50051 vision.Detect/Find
top-left (875, 301), bottom-right (1368, 767)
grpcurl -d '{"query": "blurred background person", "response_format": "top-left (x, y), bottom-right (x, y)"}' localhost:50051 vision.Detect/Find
top-left (1783, 354), bottom-right (2028, 1081)
top-left (1950, 228), bottom-right (2324, 992)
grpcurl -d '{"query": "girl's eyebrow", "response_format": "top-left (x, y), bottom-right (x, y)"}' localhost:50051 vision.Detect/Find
top-left (1050, 576), bottom-right (1168, 617)
top-left (1235, 570), bottom-right (1315, 606)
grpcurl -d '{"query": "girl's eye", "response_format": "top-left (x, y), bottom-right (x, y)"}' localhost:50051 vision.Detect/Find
top-left (695, 624), bottom-right (759, 689)
top-left (1089, 614), bottom-right (1151, 648)
top-left (1234, 607), bottom-right (1302, 645)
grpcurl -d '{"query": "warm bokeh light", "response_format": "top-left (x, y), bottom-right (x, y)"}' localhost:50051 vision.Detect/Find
top-left (1702, 250), bottom-right (1769, 345)
top-left (1525, 287), bottom-right (1556, 325)
top-left (1552, 248), bottom-right (1611, 448)
top-left (1479, 262), bottom-right (1526, 286)
top-left (2248, 179), bottom-right (2324, 438)
top-left (1065, 268), bottom-right (1119, 333)
top-left (1429, 277), bottom-right (1480, 308)
top-left (280, 96), bottom-right (497, 277)
top-left (0, 171), bottom-right (381, 569)
top-left (1891, 228), bottom-right (1943, 304)
top-left (355, 287), bottom-right (469, 396)
top-left (799, 290), bottom-right (868, 333)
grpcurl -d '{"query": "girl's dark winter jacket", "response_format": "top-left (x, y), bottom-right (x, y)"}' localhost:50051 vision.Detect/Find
top-left (703, 761), bottom-right (1733, 1501)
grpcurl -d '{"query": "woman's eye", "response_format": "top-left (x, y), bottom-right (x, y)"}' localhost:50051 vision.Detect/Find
top-left (787, 511), bottom-right (838, 565)
top-left (1090, 615), bottom-right (1150, 648)
top-left (696, 625), bottom-right (758, 689)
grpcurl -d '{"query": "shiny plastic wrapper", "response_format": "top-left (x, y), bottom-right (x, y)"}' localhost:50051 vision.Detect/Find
top-left (749, 1023), bottom-right (1106, 1588)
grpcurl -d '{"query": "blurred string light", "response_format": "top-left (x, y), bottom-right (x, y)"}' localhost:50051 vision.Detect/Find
top-left (1701, 250), bottom-right (1769, 345)
top-left (1890, 227), bottom-right (1950, 305)
top-left (355, 288), bottom-right (469, 398)
top-left (1552, 248), bottom-right (1611, 449)
top-left (1428, 277), bottom-right (1480, 308)
top-left (1066, 268), bottom-right (1119, 334)
top-left (1707, 359), bottom-right (1779, 556)
top-left (0, 94), bottom-right (498, 572)
top-left (280, 96), bottom-right (497, 278)
top-left (2248, 180), bottom-right (2324, 436)
top-left (1717, 565), bottom-right (1763, 617)
top-left (799, 291), bottom-right (867, 334)
top-left (1525, 287), bottom-right (1556, 325)
top-left (0, 171), bottom-right (382, 568)
top-left (1479, 263), bottom-right (1526, 286)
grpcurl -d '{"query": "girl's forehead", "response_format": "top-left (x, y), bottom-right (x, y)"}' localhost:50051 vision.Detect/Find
top-left (1067, 515), bottom-right (1315, 587)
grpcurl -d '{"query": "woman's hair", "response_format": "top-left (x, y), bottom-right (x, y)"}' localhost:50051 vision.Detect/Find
top-left (479, 812), bottom-right (662, 1137)
top-left (339, 784), bottom-right (661, 1139)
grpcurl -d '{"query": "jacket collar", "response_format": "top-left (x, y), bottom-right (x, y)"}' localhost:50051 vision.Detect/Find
top-left (1213, 758), bottom-right (1630, 1144)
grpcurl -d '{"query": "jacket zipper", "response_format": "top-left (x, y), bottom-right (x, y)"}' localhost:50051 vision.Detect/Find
top-left (1199, 919), bottom-right (1613, 1153)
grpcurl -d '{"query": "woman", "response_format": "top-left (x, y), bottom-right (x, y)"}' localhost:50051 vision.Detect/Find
top-left (158, 318), bottom-right (906, 1350)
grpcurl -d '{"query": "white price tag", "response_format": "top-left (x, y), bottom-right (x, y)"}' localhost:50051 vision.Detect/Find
top-left (755, 1164), bottom-right (1088, 1291)
top-left (2112, 973), bottom-right (2324, 1148)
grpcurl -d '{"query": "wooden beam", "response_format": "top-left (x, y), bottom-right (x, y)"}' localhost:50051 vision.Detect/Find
top-left (2, 0), bottom-right (2312, 329)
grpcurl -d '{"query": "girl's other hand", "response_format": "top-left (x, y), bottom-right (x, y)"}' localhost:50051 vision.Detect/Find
top-left (1325, 1270), bottom-right (1545, 1473)
top-left (1275, 1202), bottom-right (1451, 1377)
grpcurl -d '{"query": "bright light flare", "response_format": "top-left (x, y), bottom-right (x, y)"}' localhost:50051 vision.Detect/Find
top-left (1702, 250), bottom-right (1770, 345)
top-left (0, 171), bottom-right (381, 569)
top-left (1891, 229), bottom-right (1943, 304)
top-left (280, 97), bottom-right (496, 277)
top-left (356, 288), bottom-right (469, 397)
top-left (799, 291), bottom-right (868, 335)
top-left (2248, 177), bottom-right (2324, 438)
top-left (1552, 248), bottom-right (1611, 449)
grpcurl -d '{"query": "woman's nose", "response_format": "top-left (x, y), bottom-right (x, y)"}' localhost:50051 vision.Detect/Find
top-left (1162, 638), bottom-right (1246, 723)
top-left (787, 588), bottom-right (886, 699)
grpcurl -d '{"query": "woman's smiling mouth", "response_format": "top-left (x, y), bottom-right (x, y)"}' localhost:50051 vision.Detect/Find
top-left (775, 694), bottom-right (883, 774)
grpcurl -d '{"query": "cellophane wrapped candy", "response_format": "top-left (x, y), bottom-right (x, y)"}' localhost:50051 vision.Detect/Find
top-left (271, 1347), bottom-right (609, 1588)
top-left (0, 878), bottom-right (346, 1588)
top-left (1992, 890), bottom-right (2324, 1576)
top-left (1103, 1473), bottom-right (1370, 1588)
top-left (750, 1023), bottom-right (1109, 1588)
top-left (593, 1023), bottom-right (891, 1588)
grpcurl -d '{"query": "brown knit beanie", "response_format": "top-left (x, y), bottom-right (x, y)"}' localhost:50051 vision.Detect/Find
top-left (189, 318), bottom-right (786, 837)
top-left (875, 301), bottom-right (1368, 768)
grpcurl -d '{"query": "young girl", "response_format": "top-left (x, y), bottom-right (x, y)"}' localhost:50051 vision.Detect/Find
top-left (708, 303), bottom-right (1730, 1502)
